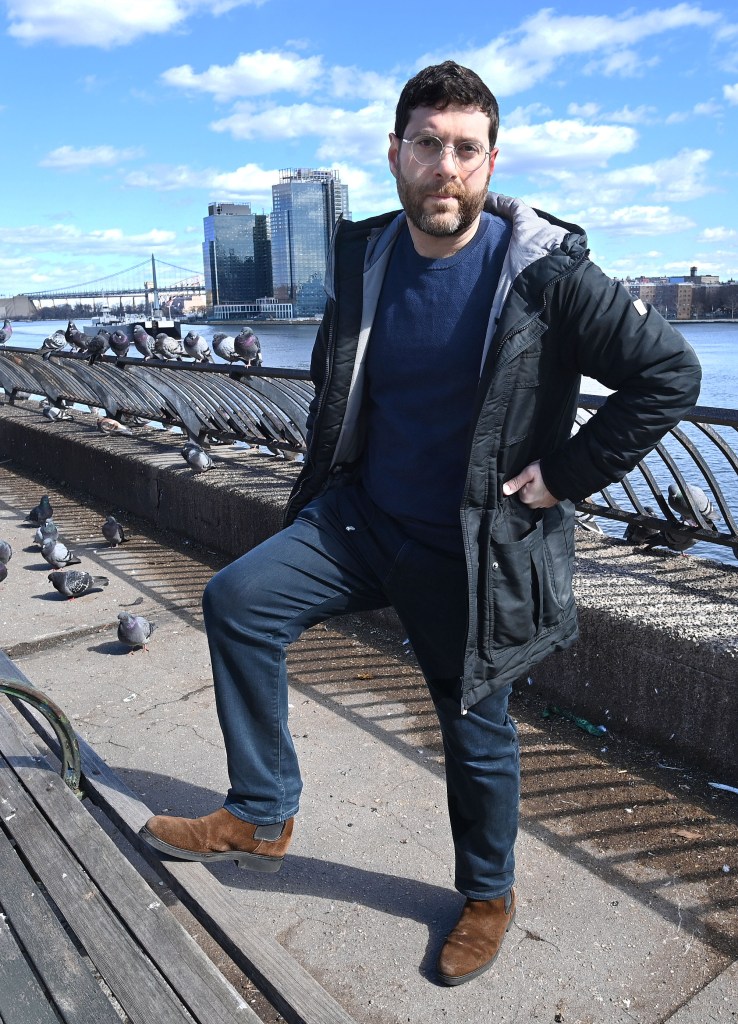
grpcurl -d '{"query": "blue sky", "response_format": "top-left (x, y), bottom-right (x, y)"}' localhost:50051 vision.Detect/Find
top-left (1, 0), bottom-right (737, 297)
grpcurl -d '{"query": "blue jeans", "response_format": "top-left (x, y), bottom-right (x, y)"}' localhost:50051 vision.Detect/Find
top-left (202, 482), bottom-right (519, 899)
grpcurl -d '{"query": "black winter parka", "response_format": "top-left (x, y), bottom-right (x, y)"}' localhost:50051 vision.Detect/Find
top-left (285, 194), bottom-right (702, 711)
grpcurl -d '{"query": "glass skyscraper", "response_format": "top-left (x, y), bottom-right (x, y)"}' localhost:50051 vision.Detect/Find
top-left (270, 169), bottom-right (351, 317)
top-left (203, 202), bottom-right (272, 307)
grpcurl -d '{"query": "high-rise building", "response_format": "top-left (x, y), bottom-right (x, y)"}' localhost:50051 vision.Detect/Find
top-left (202, 202), bottom-right (258, 307)
top-left (270, 169), bottom-right (351, 316)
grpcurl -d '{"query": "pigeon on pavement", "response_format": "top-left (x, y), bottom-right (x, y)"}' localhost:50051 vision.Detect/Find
top-left (0, 562), bottom-right (7, 583)
top-left (182, 441), bottom-right (213, 473)
top-left (34, 519), bottom-right (59, 548)
top-left (48, 570), bottom-right (109, 599)
top-left (42, 401), bottom-right (73, 422)
top-left (0, 539), bottom-right (12, 564)
top-left (101, 514), bottom-right (127, 547)
top-left (97, 416), bottom-right (134, 436)
top-left (42, 537), bottom-right (81, 569)
top-left (117, 611), bottom-right (156, 652)
top-left (27, 495), bottom-right (53, 525)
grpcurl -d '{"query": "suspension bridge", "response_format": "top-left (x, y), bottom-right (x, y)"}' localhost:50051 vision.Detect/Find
top-left (23, 256), bottom-right (205, 303)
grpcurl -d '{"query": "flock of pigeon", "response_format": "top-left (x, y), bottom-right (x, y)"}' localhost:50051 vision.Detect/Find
top-left (39, 320), bottom-right (262, 369)
top-left (0, 494), bottom-right (155, 652)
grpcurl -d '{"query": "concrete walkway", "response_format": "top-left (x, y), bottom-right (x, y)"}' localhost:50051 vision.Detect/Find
top-left (1, 463), bottom-right (736, 1024)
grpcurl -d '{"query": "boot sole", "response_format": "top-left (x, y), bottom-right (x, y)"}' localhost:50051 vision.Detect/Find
top-left (437, 909), bottom-right (516, 987)
top-left (138, 825), bottom-right (285, 873)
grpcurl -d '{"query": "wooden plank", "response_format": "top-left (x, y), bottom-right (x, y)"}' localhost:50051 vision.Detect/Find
top-left (11, 702), bottom-right (359, 1024)
top-left (0, 752), bottom-right (197, 1024)
top-left (0, 903), bottom-right (60, 1024)
top-left (0, 827), bottom-right (121, 1024)
top-left (0, 706), bottom-right (258, 1024)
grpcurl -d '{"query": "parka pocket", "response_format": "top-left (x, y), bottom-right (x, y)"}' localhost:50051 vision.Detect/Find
top-left (482, 518), bottom-right (544, 653)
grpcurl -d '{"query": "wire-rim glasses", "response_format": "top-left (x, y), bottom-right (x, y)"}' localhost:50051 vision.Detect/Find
top-left (401, 134), bottom-right (490, 171)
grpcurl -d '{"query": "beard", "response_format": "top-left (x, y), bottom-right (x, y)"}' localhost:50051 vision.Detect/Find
top-left (395, 167), bottom-right (491, 237)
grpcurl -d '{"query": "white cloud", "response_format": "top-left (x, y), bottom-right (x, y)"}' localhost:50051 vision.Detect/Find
top-left (567, 102), bottom-right (600, 119)
top-left (498, 119), bottom-right (638, 172)
top-left (40, 145), bottom-right (143, 168)
top-left (578, 205), bottom-right (696, 236)
top-left (699, 227), bottom-right (737, 241)
top-left (724, 83), bottom-right (738, 104)
top-left (162, 51), bottom-right (324, 102)
top-left (0, 222), bottom-right (176, 254)
top-left (6, 0), bottom-right (264, 48)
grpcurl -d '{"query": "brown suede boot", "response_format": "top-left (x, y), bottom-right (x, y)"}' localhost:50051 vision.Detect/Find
top-left (437, 888), bottom-right (516, 986)
top-left (139, 808), bottom-right (293, 873)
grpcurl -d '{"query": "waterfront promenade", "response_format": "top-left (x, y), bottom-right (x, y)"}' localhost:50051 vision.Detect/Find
top-left (1, 408), bottom-right (737, 1022)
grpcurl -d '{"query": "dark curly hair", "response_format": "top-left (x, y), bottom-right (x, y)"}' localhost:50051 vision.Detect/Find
top-left (394, 61), bottom-right (499, 148)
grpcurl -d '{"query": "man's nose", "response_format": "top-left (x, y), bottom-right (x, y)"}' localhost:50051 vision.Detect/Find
top-left (435, 147), bottom-right (458, 174)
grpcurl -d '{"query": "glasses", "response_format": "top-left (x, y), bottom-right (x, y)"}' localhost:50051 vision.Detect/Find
top-left (401, 134), bottom-right (490, 171)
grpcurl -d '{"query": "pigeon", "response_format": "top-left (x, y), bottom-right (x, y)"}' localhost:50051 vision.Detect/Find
top-left (0, 562), bottom-right (6, 583)
top-left (0, 318), bottom-right (12, 344)
top-left (42, 400), bottom-right (73, 422)
top-left (132, 324), bottom-right (156, 360)
top-left (154, 333), bottom-right (186, 360)
top-left (101, 513), bottom-right (127, 547)
top-left (87, 330), bottom-right (111, 365)
top-left (65, 321), bottom-right (90, 352)
top-left (667, 483), bottom-right (721, 528)
top-left (42, 537), bottom-right (81, 569)
top-left (48, 570), bottom-right (109, 599)
top-left (109, 330), bottom-right (131, 359)
top-left (624, 506), bottom-right (662, 546)
top-left (182, 331), bottom-right (213, 362)
top-left (233, 328), bottom-right (262, 367)
top-left (182, 441), bottom-right (213, 473)
top-left (27, 495), bottom-right (53, 525)
top-left (117, 611), bottom-right (155, 652)
top-left (34, 519), bottom-right (59, 548)
top-left (211, 332), bottom-right (239, 363)
top-left (0, 539), bottom-right (12, 564)
top-left (97, 416), bottom-right (133, 436)
top-left (647, 523), bottom-right (698, 554)
top-left (40, 331), bottom-right (67, 358)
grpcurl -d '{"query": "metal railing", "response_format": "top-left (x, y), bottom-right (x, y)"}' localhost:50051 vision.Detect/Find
top-left (1, 347), bottom-right (736, 556)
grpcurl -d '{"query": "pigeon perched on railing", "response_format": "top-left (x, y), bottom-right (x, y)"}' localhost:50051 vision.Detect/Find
top-left (234, 328), bottom-right (262, 367)
top-left (87, 330), bottom-right (111, 365)
top-left (65, 320), bottom-right (89, 352)
top-left (48, 570), bottom-right (109, 599)
top-left (42, 537), bottom-right (81, 569)
top-left (97, 416), bottom-right (134, 436)
top-left (42, 400), bottom-right (73, 422)
top-left (667, 483), bottom-right (721, 528)
top-left (154, 333), bottom-right (186, 360)
top-left (109, 330), bottom-right (131, 359)
top-left (101, 513), bottom-right (127, 547)
top-left (0, 539), bottom-right (12, 565)
top-left (117, 611), bottom-right (155, 652)
top-left (0, 318), bottom-right (12, 344)
top-left (34, 519), bottom-right (58, 548)
top-left (26, 495), bottom-right (53, 525)
top-left (40, 331), bottom-right (67, 358)
top-left (132, 324), bottom-right (156, 360)
top-left (181, 441), bottom-right (213, 473)
top-left (182, 331), bottom-right (213, 362)
top-left (211, 332), bottom-right (239, 362)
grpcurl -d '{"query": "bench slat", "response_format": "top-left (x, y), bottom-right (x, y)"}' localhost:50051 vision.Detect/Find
top-left (0, 890), bottom-right (62, 1024)
top-left (0, 827), bottom-right (122, 1024)
top-left (0, 703), bottom-right (258, 1024)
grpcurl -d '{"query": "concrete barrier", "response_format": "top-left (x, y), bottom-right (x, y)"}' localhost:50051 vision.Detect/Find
top-left (2, 400), bottom-right (736, 778)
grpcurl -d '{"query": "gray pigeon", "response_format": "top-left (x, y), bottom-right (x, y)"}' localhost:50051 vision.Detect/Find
top-left (0, 318), bottom-right (12, 344)
top-left (212, 332), bottom-right (239, 363)
top-left (182, 331), bottom-right (213, 362)
top-left (27, 495), bottom-right (53, 525)
top-left (624, 506), bottom-right (662, 546)
top-left (40, 331), bottom-right (67, 358)
top-left (154, 333), bottom-right (186, 360)
top-left (102, 514), bottom-right (127, 547)
top-left (667, 483), bottom-right (721, 528)
top-left (0, 562), bottom-right (7, 582)
top-left (233, 328), bottom-right (262, 367)
top-left (0, 539), bottom-right (12, 564)
top-left (65, 321), bottom-right (90, 352)
top-left (42, 401), bottom-right (73, 422)
top-left (87, 330), bottom-right (111, 365)
top-left (109, 330), bottom-right (131, 359)
top-left (132, 324), bottom-right (156, 360)
top-left (117, 611), bottom-right (155, 652)
top-left (42, 537), bottom-right (81, 569)
top-left (182, 441), bottom-right (213, 473)
top-left (34, 519), bottom-right (59, 548)
top-left (48, 570), bottom-right (109, 599)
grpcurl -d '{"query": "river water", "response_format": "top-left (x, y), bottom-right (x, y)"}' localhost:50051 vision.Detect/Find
top-left (5, 318), bottom-right (738, 563)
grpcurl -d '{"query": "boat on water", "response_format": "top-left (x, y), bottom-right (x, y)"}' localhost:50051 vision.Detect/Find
top-left (83, 309), bottom-right (182, 341)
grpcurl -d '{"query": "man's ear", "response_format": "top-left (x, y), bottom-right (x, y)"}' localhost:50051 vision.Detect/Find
top-left (388, 132), bottom-right (400, 180)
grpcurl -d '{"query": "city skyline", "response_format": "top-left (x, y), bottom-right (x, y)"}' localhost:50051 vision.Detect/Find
top-left (1, 0), bottom-right (737, 297)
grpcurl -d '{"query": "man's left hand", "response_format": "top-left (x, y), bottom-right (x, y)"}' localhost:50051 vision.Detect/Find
top-left (502, 461), bottom-right (559, 508)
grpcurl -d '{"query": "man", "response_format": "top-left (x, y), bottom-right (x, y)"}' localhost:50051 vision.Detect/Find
top-left (141, 62), bottom-right (701, 986)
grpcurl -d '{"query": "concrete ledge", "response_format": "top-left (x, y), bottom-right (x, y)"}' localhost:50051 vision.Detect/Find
top-left (2, 400), bottom-right (737, 777)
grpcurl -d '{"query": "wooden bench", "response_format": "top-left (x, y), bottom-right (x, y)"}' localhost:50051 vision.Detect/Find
top-left (0, 651), bottom-right (357, 1024)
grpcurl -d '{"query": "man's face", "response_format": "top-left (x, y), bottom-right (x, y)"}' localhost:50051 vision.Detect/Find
top-left (389, 104), bottom-right (497, 240)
